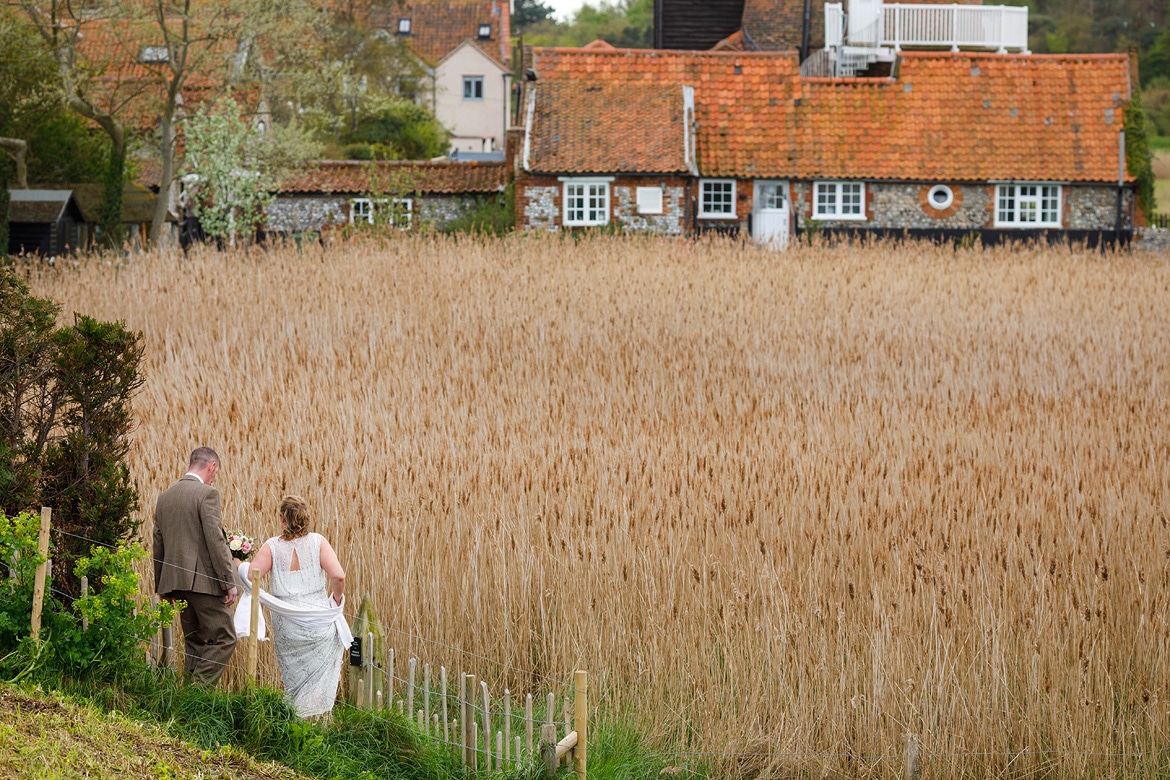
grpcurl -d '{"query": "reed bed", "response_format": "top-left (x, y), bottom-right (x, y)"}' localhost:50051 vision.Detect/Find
top-left (22, 234), bottom-right (1170, 778)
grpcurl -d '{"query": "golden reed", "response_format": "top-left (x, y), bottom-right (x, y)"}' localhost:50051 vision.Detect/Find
top-left (25, 234), bottom-right (1170, 778)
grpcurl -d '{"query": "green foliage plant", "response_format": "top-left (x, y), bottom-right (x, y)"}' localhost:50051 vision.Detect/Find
top-left (340, 98), bottom-right (448, 161)
top-left (441, 181), bottom-right (515, 235)
top-left (1126, 92), bottom-right (1157, 216)
top-left (0, 511), bottom-right (45, 655)
top-left (98, 144), bottom-right (127, 250)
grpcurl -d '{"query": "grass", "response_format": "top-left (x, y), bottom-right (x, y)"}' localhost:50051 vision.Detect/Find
top-left (0, 682), bottom-right (306, 780)
top-left (19, 233), bottom-right (1170, 778)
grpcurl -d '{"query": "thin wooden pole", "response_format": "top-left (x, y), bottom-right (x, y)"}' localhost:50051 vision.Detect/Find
top-left (29, 507), bottom-right (51, 644)
top-left (407, 657), bottom-right (417, 716)
top-left (161, 622), bottom-right (173, 670)
top-left (452, 717), bottom-right (460, 760)
top-left (515, 736), bottom-right (522, 767)
top-left (904, 732), bottom-right (921, 780)
top-left (417, 708), bottom-right (424, 730)
top-left (387, 647), bottom-right (395, 708)
top-left (80, 575), bottom-right (89, 631)
top-left (526, 693), bottom-right (534, 754)
top-left (546, 693), bottom-right (555, 726)
top-left (496, 731), bottom-right (504, 770)
top-left (541, 723), bottom-right (558, 778)
top-left (246, 568), bottom-right (261, 683)
top-left (424, 662), bottom-right (432, 730)
top-left (463, 674), bottom-right (475, 767)
top-left (376, 690), bottom-right (383, 711)
top-left (563, 696), bottom-right (571, 736)
top-left (573, 671), bottom-right (587, 780)
top-left (441, 666), bottom-right (450, 744)
top-left (471, 720), bottom-right (479, 772)
top-left (504, 689), bottom-right (512, 763)
top-left (366, 631), bottom-right (375, 709)
top-left (433, 713), bottom-right (440, 738)
top-left (481, 680), bottom-right (492, 771)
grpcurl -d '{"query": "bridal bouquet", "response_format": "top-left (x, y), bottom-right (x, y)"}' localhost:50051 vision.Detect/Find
top-left (225, 530), bottom-right (256, 561)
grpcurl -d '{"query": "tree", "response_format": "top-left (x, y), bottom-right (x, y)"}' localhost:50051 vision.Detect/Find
top-left (341, 98), bottom-right (448, 160)
top-left (0, 271), bottom-right (144, 598)
top-left (513, 0), bottom-right (555, 30)
top-left (16, 1), bottom-right (139, 249)
top-left (518, 0), bottom-right (653, 49)
top-left (183, 97), bottom-right (278, 246)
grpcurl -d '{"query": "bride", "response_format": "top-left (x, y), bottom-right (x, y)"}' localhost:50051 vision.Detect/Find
top-left (245, 495), bottom-right (348, 718)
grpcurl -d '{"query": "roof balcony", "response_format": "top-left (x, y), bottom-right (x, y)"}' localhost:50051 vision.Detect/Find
top-left (825, 2), bottom-right (1030, 55)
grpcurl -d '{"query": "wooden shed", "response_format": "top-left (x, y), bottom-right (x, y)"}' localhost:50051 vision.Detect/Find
top-left (7, 190), bottom-right (84, 256)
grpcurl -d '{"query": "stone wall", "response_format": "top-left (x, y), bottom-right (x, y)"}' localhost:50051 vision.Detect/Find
top-left (518, 175), bottom-right (690, 233)
top-left (267, 196), bottom-right (346, 233)
top-left (521, 185), bottom-right (560, 231)
top-left (268, 194), bottom-right (486, 233)
top-left (1065, 186), bottom-right (1134, 230)
top-left (612, 183), bottom-right (686, 234)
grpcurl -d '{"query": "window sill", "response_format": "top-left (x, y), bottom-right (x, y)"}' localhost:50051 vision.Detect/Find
top-left (564, 222), bottom-right (610, 228)
top-left (698, 213), bottom-right (738, 220)
top-left (811, 214), bottom-right (867, 222)
top-left (994, 223), bottom-right (1062, 229)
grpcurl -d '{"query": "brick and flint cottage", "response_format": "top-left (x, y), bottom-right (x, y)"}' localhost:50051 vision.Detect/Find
top-left (514, 42), bottom-right (1138, 246)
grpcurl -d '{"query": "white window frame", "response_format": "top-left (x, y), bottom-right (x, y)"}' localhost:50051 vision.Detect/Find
top-left (994, 183), bottom-right (1062, 228)
top-left (463, 75), bottom-right (484, 101)
top-left (699, 179), bottom-right (737, 219)
top-left (560, 178), bottom-right (611, 227)
top-left (397, 17), bottom-right (411, 34)
top-left (812, 181), bottom-right (866, 221)
top-left (477, 23), bottom-right (493, 39)
top-left (349, 197), bottom-right (413, 229)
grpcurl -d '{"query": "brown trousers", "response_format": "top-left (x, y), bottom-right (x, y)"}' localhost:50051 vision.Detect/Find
top-left (173, 590), bottom-right (237, 684)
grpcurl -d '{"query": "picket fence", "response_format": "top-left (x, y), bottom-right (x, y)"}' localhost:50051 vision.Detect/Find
top-left (21, 508), bottom-right (587, 780)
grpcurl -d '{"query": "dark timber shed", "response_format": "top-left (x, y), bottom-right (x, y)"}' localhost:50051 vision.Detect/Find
top-left (7, 190), bottom-right (83, 256)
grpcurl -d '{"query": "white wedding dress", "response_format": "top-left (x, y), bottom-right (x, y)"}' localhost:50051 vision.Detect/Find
top-left (263, 533), bottom-right (345, 718)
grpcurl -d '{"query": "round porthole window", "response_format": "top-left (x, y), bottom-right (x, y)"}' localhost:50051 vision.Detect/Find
top-left (928, 184), bottom-right (954, 211)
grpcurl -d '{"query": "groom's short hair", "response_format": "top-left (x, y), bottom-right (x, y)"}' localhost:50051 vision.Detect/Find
top-left (189, 446), bottom-right (220, 468)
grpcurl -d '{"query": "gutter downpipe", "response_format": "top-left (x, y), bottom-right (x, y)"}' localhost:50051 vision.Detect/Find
top-left (1116, 129), bottom-right (1125, 242)
top-left (800, 0), bottom-right (812, 62)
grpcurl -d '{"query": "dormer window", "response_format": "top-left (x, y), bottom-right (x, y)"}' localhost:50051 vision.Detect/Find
top-left (139, 45), bottom-right (169, 63)
top-left (397, 18), bottom-right (411, 35)
top-left (477, 23), bottom-right (492, 39)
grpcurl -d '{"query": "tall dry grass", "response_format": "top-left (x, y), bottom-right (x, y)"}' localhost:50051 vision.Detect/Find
top-left (22, 234), bottom-right (1170, 777)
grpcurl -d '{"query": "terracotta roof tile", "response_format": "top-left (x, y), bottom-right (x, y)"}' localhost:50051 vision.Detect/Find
top-left (277, 160), bottom-right (508, 194)
top-left (525, 47), bottom-right (1132, 183)
top-left (369, 0), bottom-right (509, 66)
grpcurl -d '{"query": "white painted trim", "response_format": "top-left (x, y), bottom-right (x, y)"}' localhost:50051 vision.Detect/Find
top-left (522, 87), bottom-right (536, 172)
top-left (926, 184), bottom-right (954, 211)
top-left (993, 183), bottom-right (1062, 228)
top-left (811, 180), bottom-right (867, 221)
top-left (683, 86), bottom-right (697, 177)
top-left (562, 179), bottom-right (611, 227)
top-left (698, 178), bottom-right (737, 219)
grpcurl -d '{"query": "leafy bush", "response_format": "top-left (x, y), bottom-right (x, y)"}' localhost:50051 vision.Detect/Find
top-left (0, 511), bottom-right (45, 653)
top-left (441, 181), bottom-right (515, 236)
top-left (341, 100), bottom-right (447, 161)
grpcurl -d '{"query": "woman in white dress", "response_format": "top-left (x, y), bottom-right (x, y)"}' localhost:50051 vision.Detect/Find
top-left (248, 495), bottom-right (347, 718)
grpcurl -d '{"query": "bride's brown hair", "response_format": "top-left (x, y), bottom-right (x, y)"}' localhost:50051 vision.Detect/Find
top-left (279, 495), bottom-right (311, 539)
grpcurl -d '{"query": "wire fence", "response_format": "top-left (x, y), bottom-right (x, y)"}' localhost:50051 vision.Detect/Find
top-left (8, 524), bottom-right (1170, 770)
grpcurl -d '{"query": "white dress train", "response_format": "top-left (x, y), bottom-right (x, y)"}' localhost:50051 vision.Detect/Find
top-left (263, 533), bottom-right (345, 718)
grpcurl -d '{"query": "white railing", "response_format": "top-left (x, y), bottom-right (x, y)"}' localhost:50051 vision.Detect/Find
top-left (825, 3), bottom-right (845, 48)
top-left (823, 3), bottom-right (1030, 54)
top-left (882, 4), bottom-right (1028, 52)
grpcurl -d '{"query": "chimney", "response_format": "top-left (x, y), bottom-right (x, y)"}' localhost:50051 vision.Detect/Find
top-left (499, 0), bottom-right (512, 65)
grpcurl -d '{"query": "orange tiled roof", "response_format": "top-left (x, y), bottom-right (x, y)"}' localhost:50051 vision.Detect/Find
top-left (276, 160), bottom-right (508, 195)
top-left (528, 48), bottom-right (800, 177)
top-left (527, 81), bottom-right (689, 174)
top-left (525, 47), bottom-right (1132, 183)
top-left (369, 0), bottom-right (510, 66)
top-left (795, 52), bottom-right (1131, 182)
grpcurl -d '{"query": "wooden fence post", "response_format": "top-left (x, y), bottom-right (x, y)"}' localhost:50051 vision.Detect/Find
top-left (464, 674), bottom-right (475, 767)
top-left (441, 666), bottom-right (449, 743)
top-left (366, 631), bottom-right (375, 709)
top-left (408, 657), bottom-right (417, 716)
top-left (504, 689), bottom-right (512, 763)
top-left (526, 693), bottom-right (534, 755)
top-left (471, 720), bottom-right (479, 772)
top-left (904, 732), bottom-right (920, 780)
top-left (573, 671), bottom-right (587, 780)
top-left (29, 507), bottom-right (51, 644)
top-left (387, 647), bottom-right (395, 709)
top-left (424, 662), bottom-right (432, 730)
top-left (541, 723), bottom-right (558, 778)
top-left (80, 575), bottom-right (89, 631)
top-left (481, 680), bottom-right (492, 771)
top-left (246, 567), bottom-right (260, 683)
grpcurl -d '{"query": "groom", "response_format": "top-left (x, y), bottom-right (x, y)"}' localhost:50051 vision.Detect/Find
top-left (153, 447), bottom-right (238, 684)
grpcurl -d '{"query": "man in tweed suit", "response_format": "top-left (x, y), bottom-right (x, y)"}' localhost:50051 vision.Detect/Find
top-left (153, 447), bottom-right (238, 683)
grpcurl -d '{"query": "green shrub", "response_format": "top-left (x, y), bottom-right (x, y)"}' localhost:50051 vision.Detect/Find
top-left (0, 511), bottom-right (46, 654)
top-left (441, 181), bottom-right (515, 236)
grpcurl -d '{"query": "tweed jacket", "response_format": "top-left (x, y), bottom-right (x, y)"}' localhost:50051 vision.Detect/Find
top-left (153, 475), bottom-right (237, 596)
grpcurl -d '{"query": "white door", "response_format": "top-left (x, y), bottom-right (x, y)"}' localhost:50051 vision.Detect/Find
top-left (752, 181), bottom-right (790, 250)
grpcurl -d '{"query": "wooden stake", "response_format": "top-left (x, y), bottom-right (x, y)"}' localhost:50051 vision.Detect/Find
top-left (452, 717), bottom-right (459, 760)
top-left (515, 736), bottom-right (522, 767)
top-left (408, 657), bottom-right (417, 716)
top-left (397, 699), bottom-right (404, 715)
top-left (904, 732), bottom-right (920, 780)
top-left (546, 693), bottom-right (555, 726)
top-left (366, 631), bottom-right (375, 708)
top-left (573, 671), bottom-right (587, 780)
top-left (441, 666), bottom-right (449, 744)
top-left (563, 696), bottom-right (571, 736)
top-left (357, 677), bottom-right (365, 709)
top-left (246, 567), bottom-right (261, 683)
top-left (424, 662), bottom-right (432, 729)
top-left (161, 622), bottom-right (173, 670)
top-left (376, 690), bottom-right (383, 711)
top-left (387, 647), bottom-right (395, 707)
top-left (471, 720), bottom-right (479, 771)
top-left (417, 708), bottom-right (425, 730)
top-left (541, 723), bottom-right (558, 778)
top-left (526, 693), bottom-right (534, 754)
top-left (504, 689), bottom-right (512, 763)
top-left (481, 680), bottom-right (491, 771)
top-left (433, 713), bottom-right (440, 738)
top-left (496, 731), bottom-right (503, 770)
top-left (80, 575), bottom-right (89, 631)
top-left (461, 674), bottom-right (472, 766)
top-left (29, 507), bottom-right (50, 644)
